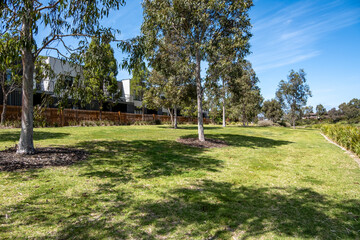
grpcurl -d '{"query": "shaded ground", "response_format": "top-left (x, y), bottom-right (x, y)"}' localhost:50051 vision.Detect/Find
top-left (0, 126), bottom-right (359, 239)
top-left (0, 147), bottom-right (87, 171)
top-left (176, 137), bottom-right (228, 148)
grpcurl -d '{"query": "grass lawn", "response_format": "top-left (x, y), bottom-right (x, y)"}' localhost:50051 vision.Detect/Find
top-left (0, 125), bottom-right (359, 239)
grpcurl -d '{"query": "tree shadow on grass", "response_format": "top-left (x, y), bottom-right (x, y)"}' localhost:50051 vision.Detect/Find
top-left (74, 140), bottom-right (222, 182)
top-left (17, 179), bottom-right (356, 239)
top-left (0, 131), bottom-right (70, 143)
top-left (180, 133), bottom-right (293, 148)
top-left (157, 125), bottom-right (223, 130)
top-left (0, 139), bottom-right (223, 239)
top-left (126, 180), bottom-right (360, 239)
top-left (1, 136), bottom-right (359, 239)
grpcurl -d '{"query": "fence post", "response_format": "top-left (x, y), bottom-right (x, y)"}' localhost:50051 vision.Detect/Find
top-left (118, 111), bottom-right (121, 124)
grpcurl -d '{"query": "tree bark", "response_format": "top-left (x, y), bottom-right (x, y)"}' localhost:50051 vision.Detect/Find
top-left (17, 46), bottom-right (35, 154)
top-left (142, 105), bottom-right (145, 121)
top-left (99, 102), bottom-right (103, 122)
top-left (168, 107), bottom-right (174, 127)
top-left (174, 105), bottom-right (178, 129)
top-left (195, 49), bottom-right (205, 141)
top-left (222, 78), bottom-right (226, 127)
top-left (1, 97), bottom-right (7, 125)
top-left (292, 118), bottom-right (296, 129)
top-left (242, 103), bottom-right (246, 127)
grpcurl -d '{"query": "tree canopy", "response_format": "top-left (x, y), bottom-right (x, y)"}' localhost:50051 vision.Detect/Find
top-left (0, 0), bottom-right (125, 154)
top-left (263, 99), bottom-right (283, 123)
top-left (276, 69), bottom-right (311, 128)
top-left (142, 0), bottom-right (253, 140)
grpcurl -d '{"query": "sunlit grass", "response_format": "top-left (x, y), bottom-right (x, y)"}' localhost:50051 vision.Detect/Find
top-left (0, 125), bottom-right (359, 239)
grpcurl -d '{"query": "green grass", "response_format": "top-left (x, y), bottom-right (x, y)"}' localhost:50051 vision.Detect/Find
top-left (0, 125), bottom-right (359, 239)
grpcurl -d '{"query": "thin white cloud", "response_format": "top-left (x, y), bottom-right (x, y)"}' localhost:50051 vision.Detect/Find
top-left (249, 0), bottom-right (360, 73)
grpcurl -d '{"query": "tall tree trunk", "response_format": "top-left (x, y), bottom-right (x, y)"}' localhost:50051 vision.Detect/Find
top-left (142, 105), bottom-right (145, 121)
top-left (174, 105), bottom-right (178, 129)
top-left (292, 117), bottom-right (296, 129)
top-left (17, 47), bottom-right (35, 154)
top-left (1, 97), bottom-right (7, 125)
top-left (99, 101), bottom-right (103, 122)
top-left (168, 107), bottom-right (174, 127)
top-left (196, 50), bottom-right (205, 141)
top-left (242, 103), bottom-right (246, 127)
top-left (222, 78), bottom-right (226, 127)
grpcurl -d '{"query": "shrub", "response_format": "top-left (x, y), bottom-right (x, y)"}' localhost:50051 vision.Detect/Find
top-left (133, 120), bottom-right (154, 126)
top-left (1, 120), bottom-right (21, 128)
top-left (321, 124), bottom-right (360, 157)
top-left (258, 120), bottom-right (275, 127)
top-left (154, 119), bottom-right (162, 125)
top-left (278, 120), bottom-right (291, 127)
top-left (33, 105), bottom-right (47, 128)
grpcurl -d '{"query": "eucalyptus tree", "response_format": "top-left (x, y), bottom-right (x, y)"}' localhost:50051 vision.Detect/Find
top-left (82, 37), bottom-right (118, 121)
top-left (144, 70), bottom-right (179, 128)
top-left (276, 69), bottom-right (312, 128)
top-left (143, 14), bottom-right (194, 129)
top-left (302, 105), bottom-right (314, 118)
top-left (339, 98), bottom-right (360, 122)
top-left (0, 33), bottom-right (22, 125)
top-left (204, 83), bottom-right (222, 124)
top-left (142, 0), bottom-right (253, 141)
top-left (207, 28), bottom-right (251, 127)
top-left (228, 61), bottom-right (262, 125)
top-left (262, 99), bottom-right (283, 123)
top-left (0, 34), bottom-right (53, 125)
top-left (131, 64), bottom-right (149, 120)
top-left (1, 0), bottom-right (125, 154)
top-left (316, 104), bottom-right (327, 119)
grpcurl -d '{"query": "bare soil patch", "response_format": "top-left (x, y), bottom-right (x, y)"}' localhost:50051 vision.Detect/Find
top-left (176, 138), bottom-right (228, 148)
top-left (0, 147), bottom-right (87, 171)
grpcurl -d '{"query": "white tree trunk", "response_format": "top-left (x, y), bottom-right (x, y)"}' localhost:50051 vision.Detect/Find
top-left (174, 105), bottom-right (178, 129)
top-left (1, 96), bottom-right (7, 125)
top-left (222, 78), bottom-right (226, 127)
top-left (196, 50), bottom-right (205, 141)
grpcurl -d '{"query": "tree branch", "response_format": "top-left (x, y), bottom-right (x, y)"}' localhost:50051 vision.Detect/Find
top-left (35, 0), bottom-right (61, 12)
top-left (35, 33), bottom-right (91, 57)
top-left (43, 47), bottom-right (68, 59)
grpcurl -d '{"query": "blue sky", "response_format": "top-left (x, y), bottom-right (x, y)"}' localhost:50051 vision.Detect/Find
top-left (40, 0), bottom-right (360, 110)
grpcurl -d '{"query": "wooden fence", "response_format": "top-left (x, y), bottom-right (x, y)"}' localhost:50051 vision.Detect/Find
top-left (0, 105), bottom-right (210, 126)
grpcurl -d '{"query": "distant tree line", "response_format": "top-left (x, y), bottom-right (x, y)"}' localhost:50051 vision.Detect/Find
top-left (261, 68), bottom-right (359, 126)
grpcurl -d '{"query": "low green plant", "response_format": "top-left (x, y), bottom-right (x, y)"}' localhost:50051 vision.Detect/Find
top-left (33, 105), bottom-right (47, 128)
top-left (0, 120), bottom-right (21, 128)
top-left (154, 119), bottom-right (162, 125)
top-left (321, 124), bottom-right (360, 157)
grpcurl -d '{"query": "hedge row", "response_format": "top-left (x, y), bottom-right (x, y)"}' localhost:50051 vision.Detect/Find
top-left (321, 124), bottom-right (360, 157)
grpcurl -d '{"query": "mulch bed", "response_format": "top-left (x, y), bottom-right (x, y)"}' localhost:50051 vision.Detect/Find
top-left (0, 147), bottom-right (87, 171)
top-left (176, 138), bottom-right (228, 148)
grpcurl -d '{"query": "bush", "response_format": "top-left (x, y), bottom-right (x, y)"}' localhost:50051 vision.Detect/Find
top-left (278, 120), bottom-right (291, 127)
top-left (257, 120), bottom-right (275, 127)
top-left (1, 120), bottom-right (21, 128)
top-left (77, 120), bottom-right (118, 127)
top-left (321, 124), bottom-right (360, 157)
top-left (154, 119), bottom-right (162, 125)
top-left (33, 105), bottom-right (47, 128)
top-left (133, 120), bottom-right (154, 126)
